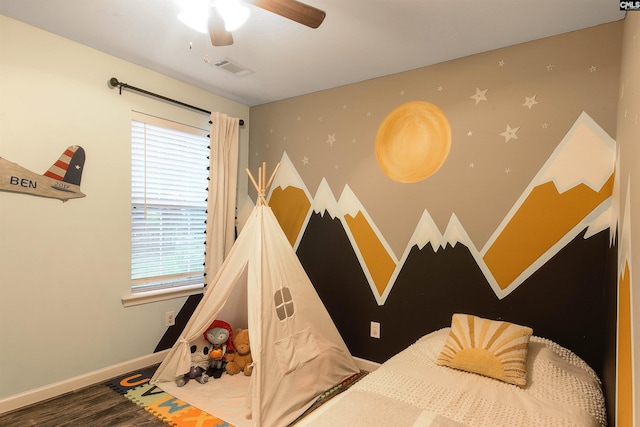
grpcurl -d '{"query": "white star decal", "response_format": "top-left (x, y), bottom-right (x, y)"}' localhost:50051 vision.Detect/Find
top-left (400, 90), bottom-right (405, 96)
top-left (437, 86), bottom-right (443, 92)
top-left (471, 88), bottom-right (488, 105)
top-left (500, 125), bottom-right (520, 142)
top-left (326, 133), bottom-right (336, 146)
top-left (523, 95), bottom-right (538, 110)
top-left (542, 123), bottom-right (549, 129)
top-left (546, 64), bottom-right (554, 71)
top-left (302, 156), bottom-right (309, 165)
top-left (469, 162), bottom-right (475, 168)
top-left (467, 131), bottom-right (473, 137)
top-left (505, 167), bottom-right (512, 174)
top-left (589, 65), bottom-right (598, 73)
top-left (498, 60), bottom-right (505, 67)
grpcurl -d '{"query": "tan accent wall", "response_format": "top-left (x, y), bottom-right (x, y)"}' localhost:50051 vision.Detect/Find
top-left (250, 22), bottom-right (622, 258)
top-left (250, 17), bottom-right (634, 422)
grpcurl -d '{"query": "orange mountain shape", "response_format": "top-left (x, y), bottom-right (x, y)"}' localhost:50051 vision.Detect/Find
top-left (269, 186), bottom-right (311, 247)
top-left (344, 212), bottom-right (396, 296)
top-left (483, 174), bottom-right (614, 289)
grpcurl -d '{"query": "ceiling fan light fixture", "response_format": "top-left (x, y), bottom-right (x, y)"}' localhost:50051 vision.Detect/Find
top-left (178, 11), bottom-right (208, 33)
top-left (177, 0), bottom-right (209, 34)
top-left (216, 0), bottom-right (250, 32)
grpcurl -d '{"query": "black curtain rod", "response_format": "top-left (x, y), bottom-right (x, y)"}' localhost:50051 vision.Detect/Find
top-left (108, 77), bottom-right (244, 126)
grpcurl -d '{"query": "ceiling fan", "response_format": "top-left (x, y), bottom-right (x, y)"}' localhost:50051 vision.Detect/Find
top-left (178, 0), bottom-right (326, 47)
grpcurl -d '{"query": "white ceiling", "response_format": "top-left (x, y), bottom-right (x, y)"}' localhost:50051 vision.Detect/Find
top-left (0, 0), bottom-right (625, 107)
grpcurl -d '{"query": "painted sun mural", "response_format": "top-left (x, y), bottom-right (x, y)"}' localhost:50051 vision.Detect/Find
top-left (374, 101), bottom-right (451, 183)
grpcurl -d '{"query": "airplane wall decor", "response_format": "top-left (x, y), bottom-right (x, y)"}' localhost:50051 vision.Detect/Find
top-left (0, 145), bottom-right (86, 202)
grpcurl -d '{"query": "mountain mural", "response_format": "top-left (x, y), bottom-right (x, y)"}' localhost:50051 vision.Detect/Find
top-left (268, 111), bottom-right (616, 303)
top-left (266, 111), bottom-right (617, 376)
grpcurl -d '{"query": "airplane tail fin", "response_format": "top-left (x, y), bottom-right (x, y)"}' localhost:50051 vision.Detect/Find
top-left (43, 145), bottom-right (85, 186)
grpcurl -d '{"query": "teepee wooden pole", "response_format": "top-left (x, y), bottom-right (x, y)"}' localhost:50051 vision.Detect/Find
top-left (261, 162), bottom-right (266, 196)
top-left (246, 162), bottom-right (280, 207)
top-left (265, 163), bottom-right (280, 191)
top-left (246, 168), bottom-right (260, 193)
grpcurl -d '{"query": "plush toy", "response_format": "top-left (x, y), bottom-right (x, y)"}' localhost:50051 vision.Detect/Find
top-left (204, 319), bottom-right (234, 379)
top-left (225, 328), bottom-right (253, 376)
top-left (176, 336), bottom-right (211, 387)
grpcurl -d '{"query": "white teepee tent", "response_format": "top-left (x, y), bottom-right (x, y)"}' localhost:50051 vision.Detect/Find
top-left (151, 164), bottom-right (360, 427)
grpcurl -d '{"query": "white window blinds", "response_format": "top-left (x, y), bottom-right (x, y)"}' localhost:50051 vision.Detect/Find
top-left (131, 113), bottom-right (209, 292)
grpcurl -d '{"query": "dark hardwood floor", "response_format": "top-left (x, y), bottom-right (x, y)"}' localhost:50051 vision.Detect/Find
top-left (0, 379), bottom-right (166, 427)
top-left (1, 368), bottom-right (367, 426)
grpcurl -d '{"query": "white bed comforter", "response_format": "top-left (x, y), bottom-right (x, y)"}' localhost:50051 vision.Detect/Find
top-left (298, 329), bottom-right (606, 427)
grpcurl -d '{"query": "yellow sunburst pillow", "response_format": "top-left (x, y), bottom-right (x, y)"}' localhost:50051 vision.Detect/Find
top-left (436, 314), bottom-right (533, 387)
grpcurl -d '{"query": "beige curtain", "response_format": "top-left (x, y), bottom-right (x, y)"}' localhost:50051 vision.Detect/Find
top-left (205, 112), bottom-right (240, 280)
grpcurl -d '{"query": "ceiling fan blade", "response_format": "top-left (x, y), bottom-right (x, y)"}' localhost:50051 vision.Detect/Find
top-left (251, 0), bottom-right (326, 29)
top-left (209, 11), bottom-right (234, 46)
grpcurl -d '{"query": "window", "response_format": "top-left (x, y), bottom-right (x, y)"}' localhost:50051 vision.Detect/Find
top-left (274, 287), bottom-right (295, 320)
top-left (130, 112), bottom-right (209, 294)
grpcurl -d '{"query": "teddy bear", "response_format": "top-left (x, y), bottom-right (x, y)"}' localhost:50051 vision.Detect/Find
top-left (225, 328), bottom-right (253, 376)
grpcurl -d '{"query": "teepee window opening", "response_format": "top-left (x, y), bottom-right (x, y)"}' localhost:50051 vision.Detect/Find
top-left (131, 112), bottom-right (209, 293)
top-left (274, 287), bottom-right (295, 321)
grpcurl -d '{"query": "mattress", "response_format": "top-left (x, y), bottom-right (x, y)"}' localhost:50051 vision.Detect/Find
top-left (297, 328), bottom-right (606, 427)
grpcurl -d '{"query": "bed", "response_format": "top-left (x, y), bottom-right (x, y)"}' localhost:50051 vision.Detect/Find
top-left (296, 314), bottom-right (607, 427)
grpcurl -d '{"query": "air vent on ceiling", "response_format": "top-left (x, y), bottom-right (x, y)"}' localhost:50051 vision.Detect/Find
top-left (204, 56), bottom-right (253, 77)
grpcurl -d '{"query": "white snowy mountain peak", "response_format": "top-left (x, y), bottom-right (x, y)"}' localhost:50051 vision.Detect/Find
top-left (537, 112), bottom-right (615, 194)
top-left (268, 152), bottom-right (310, 199)
top-left (311, 178), bottom-right (340, 219)
top-left (411, 210), bottom-right (474, 252)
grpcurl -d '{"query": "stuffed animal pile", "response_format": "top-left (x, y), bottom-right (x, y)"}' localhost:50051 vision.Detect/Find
top-left (176, 320), bottom-right (252, 387)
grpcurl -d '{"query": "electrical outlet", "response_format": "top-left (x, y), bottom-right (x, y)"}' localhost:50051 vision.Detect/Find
top-left (165, 311), bottom-right (175, 327)
top-left (370, 321), bottom-right (381, 339)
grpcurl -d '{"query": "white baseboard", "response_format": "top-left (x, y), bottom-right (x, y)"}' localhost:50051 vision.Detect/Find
top-left (0, 350), bottom-right (169, 415)
top-left (353, 356), bottom-right (381, 372)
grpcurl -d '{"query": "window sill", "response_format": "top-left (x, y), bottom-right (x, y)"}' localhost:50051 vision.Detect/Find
top-left (121, 283), bottom-right (204, 307)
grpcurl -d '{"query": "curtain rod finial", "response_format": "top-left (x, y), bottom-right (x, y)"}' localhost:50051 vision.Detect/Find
top-left (108, 77), bottom-right (120, 88)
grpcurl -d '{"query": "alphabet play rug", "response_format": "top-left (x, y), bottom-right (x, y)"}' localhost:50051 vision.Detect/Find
top-left (105, 366), bottom-right (233, 427)
top-left (105, 366), bottom-right (367, 427)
